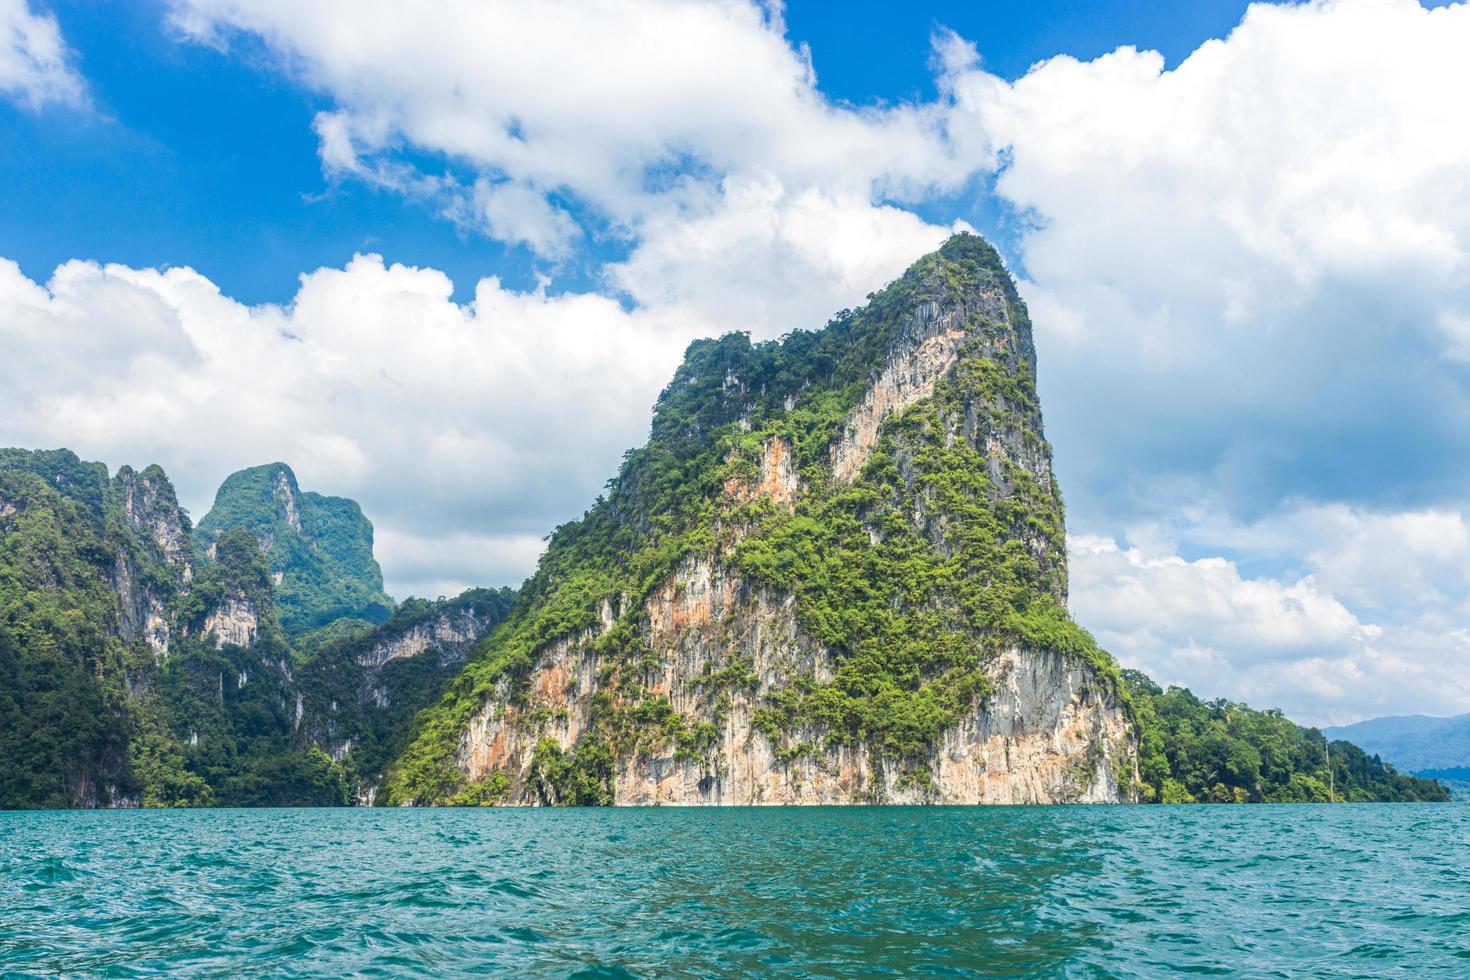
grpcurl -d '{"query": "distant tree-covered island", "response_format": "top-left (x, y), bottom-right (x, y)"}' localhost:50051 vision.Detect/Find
top-left (1124, 672), bottom-right (1447, 804)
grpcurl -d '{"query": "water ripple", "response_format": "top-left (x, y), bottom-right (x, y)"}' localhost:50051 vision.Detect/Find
top-left (2, 805), bottom-right (1469, 976)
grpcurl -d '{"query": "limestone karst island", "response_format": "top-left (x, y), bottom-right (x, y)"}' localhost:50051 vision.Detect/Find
top-left (1, 238), bottom-right (1443, 809)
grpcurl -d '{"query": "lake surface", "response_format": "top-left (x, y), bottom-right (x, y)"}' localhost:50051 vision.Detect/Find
top-left (2, 805), bottom-right (1468, 977)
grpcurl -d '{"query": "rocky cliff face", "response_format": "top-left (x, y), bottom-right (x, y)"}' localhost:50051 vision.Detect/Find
top-left (387, 234), bottom-right (1137, 807)
top-left (110, 553), bottom-right (173, 658)
top-left (456, 557), bottom-right (1127, 805)
top-left (201, 597), bottom-right (260, 649)
top-left (0, 451), bottom-right (213, 806)
top-left (109, 465), bottom-right (194, 658)
top-left (114, 465), bottom-right (193, 576)
top-left (356, 602), bottom-right (497, 671)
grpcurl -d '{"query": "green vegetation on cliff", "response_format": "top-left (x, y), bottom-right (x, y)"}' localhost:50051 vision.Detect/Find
top-left (0, 452), bottom-right (203, 808)
top-left (295, 587), bottom-right (516, 792)
top-left (383, 235), bottom-right (1444, 808)
top-left (158, 527), bottom-right (354, 807)
top-left (0, 239), bottom-right (1448, 810)
top-left (195, 463), bottom-right (394, 637)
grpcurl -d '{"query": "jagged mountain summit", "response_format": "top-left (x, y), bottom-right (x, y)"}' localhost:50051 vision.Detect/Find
top-left (385, 234), bottom-right (1134, 806)
top-left (195, 463), bottom-right (395, 637)
top-left (0, 449), bottom-right (512, 808)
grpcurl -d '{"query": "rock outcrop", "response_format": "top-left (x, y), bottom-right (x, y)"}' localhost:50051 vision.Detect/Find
top-left (111, 552), bottom-right (173, 657)
top-left (357, 602), bottom-right (499, 671)
top-left (114, 464), bottom-right (193, 578)
top-left (108, 464), bottom-right (194, 658)
top-left (0, 447), bottom-right (496, 809)
top-left (388, 234), bottom-right (1137, 806)
top-left (830, 298), bottom-right (972, 484)
top-left (0, 451), bottom-right (210, 806)
top-left (201, 597), bottom-right (260, 649)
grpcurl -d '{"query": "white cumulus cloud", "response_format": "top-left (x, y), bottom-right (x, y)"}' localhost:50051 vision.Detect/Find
top-left (166, 0), bottom-right (970, 334)
top-left (1069, 504), bottom-right (1470, 725)
top-left (939, 0), bottom-right (1470, 530)
top-left (0, 0), bottom-right (86, 109)
top-left (0, 254), bottom-right (709, 599)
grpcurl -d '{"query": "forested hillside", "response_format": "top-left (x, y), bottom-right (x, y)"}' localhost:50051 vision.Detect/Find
top-left (195, 463), bottom-right (395, 637)
top-left (1124, 672), bottom-right (1447, 803)
top-left (0, 450), bottom-right (512, 808)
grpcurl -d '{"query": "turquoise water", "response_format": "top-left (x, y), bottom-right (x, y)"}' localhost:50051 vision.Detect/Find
top-left (2, 805), bottom-right (1467, 977)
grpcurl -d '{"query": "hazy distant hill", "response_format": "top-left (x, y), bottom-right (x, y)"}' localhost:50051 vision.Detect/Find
top-left (1324, 714), bottom-right (1470, 772)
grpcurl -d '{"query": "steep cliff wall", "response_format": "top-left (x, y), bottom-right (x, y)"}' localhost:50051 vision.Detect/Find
top-left (387, 234), bottom-right (1136, 806)
top-left (106, 465), bottom-right (194, 659)
top-left (0, 456), bottom-right (146, 807)
top-left (455, 557), bottom-right (1128, 805)
top-left (114, 465), bottom-right (193, 574)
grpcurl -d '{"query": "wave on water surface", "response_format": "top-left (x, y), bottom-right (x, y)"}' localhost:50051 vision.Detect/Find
top-left (2, 805), bottom-right (1468, 976)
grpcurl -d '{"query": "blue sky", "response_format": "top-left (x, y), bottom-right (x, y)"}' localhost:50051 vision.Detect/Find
top-left (3, 0), bottom-right (1469, 725)
top-left (2, 0), bottom-right (532, 304)
top-left (2, 0), bottom-right (1257, 306)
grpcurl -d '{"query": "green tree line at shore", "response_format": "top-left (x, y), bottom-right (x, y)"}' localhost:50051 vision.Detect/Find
top-left (1125, 671), bottom-right (1447, 803)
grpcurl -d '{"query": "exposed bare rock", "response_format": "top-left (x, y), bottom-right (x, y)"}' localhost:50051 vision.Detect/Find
top-left (357, 605), bottom-right (498, 671)
top-left (113, 464), bottom-right (193, 580)
top-left (275, 469), bottom-right (302, 533)
top-left (112, 552), bottom-right (174, 659)
top-left (831, 297), bottom-right (979, 483)
top-left (202, 597), bottom-right (259, 650)
top-left (456, 557), bottom-right (1133, 805)
top-left (723, 436), bottom-right (800, 507)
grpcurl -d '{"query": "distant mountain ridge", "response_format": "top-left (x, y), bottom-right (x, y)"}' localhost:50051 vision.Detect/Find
top-left (1325, 714), bottom-right (1470, 772)
top-left (0, 448), bottom-right (513, 808)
